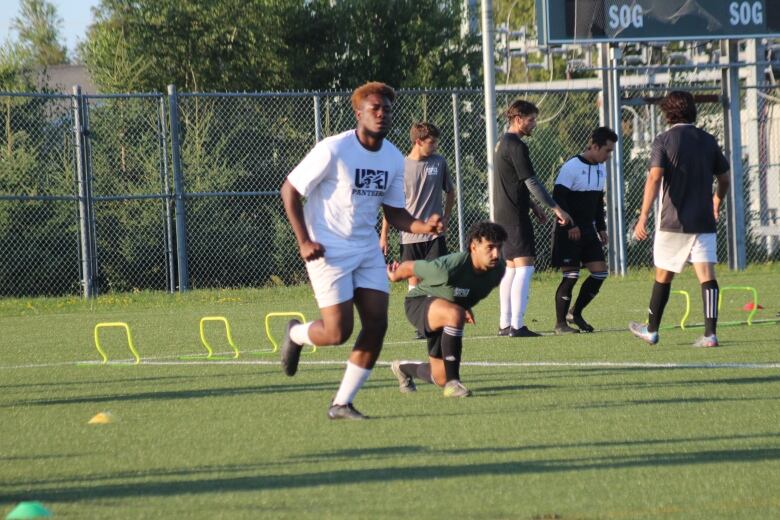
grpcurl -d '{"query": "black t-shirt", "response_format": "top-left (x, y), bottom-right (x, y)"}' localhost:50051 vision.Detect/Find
top-left (494, 133), bottom-right (535, 225)
top-left (650, 124), bottom-right (730, 233)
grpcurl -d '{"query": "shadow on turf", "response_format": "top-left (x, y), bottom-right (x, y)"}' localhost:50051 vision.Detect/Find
top-left (3, 446), bottom-right (780, 505)
top-left (1, 381), bottom-right (343, 408)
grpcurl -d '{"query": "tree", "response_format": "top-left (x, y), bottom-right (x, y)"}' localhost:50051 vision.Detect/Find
top-left (12, 0), bottom-right (68, 66)
top-left (83, 0), bottom-right (480, 93)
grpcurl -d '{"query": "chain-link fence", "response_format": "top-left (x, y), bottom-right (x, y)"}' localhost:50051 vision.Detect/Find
top-left (1, 81), bottom-right (778, 297)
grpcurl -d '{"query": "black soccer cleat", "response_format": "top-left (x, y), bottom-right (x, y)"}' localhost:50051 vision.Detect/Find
top-left (414, 330), bottom-right (426, 340)
top-left (497, 326), bottom-right (511, 336)
top-left (280, 319), bottom-right (303, 376)
top-left (328, 403), bottom-right (368, 420)
top-left (554, 323), bottom-right (580, 335)
top-left (509, 326), bottom-right (541, 338)
top-left (567, 312), bottom-right (594, 333)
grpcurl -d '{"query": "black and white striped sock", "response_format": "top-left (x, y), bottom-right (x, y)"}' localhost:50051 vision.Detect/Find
top-left (701, 280), bottom-right (719, 336)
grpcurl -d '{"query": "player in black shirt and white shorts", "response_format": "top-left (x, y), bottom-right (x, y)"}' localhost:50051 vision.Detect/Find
top-left (630, 91), bottom-right (730, 348)
top-left (551, 127), bottom-right (617, 334)
top-left (494, 100), bottom-right (571, 337)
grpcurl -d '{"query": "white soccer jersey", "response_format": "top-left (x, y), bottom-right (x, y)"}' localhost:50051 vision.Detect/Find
top-left (287, 130), bottom-right (406, 254)
top-left (554, 155), bottom-right (606, 192)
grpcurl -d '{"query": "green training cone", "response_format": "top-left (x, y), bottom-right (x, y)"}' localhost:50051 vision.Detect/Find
top-left (5, 501), bottom-right (52, 519)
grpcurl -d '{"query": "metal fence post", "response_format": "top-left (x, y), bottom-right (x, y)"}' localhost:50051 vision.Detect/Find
top-left (158, 96), bottom-right (176, 293)
top-left (72, 85), bottom-right (94, 298)
top-left (609, 46), bottom-right (627, 276)
top-left (721, 41), bottom-right (747, 270)
top-left (313, 94), bottom-right (323, 143)
top-left (167, 84), bottom-right (190, 291)
top-left (452, 92), bottom-right (465, 252)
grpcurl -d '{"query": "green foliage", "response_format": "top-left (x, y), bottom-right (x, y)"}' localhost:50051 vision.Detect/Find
top-left (12, 0), bottom-right (68, 66)
top-left (83, 0), bottom-right (480, 93)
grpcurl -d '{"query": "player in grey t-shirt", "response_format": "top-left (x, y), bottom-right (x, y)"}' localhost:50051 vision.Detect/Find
top-left (381, 122), bottom-right (455, 339)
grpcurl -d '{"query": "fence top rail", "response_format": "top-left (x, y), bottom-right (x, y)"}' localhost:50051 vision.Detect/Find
top-left (0, 91), bottom-right (71, 99)
top-left (84, 93), bottom-right (164, 100)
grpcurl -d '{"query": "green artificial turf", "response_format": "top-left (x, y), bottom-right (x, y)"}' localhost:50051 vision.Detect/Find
top-left (1, 265), bottom-right (779, 519)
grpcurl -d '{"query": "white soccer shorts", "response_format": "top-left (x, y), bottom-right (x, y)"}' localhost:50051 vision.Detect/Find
top-left (305, 246), bottom-right (388, 308)
top-left (654, 231), bottom-right (717, 273)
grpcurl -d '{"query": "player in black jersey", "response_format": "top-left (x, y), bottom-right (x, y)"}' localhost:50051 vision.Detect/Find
top-left (494, 100), bottom-right (571, 338)
top-left (551, 127), bottom-right (617, 334)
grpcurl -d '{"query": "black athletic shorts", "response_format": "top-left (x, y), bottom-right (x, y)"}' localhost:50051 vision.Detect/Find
top-left (404, 296), bottom-right (444, 358)
top-left (502, 218), bottom-right (535, 259)
top-left (551, 229), bottom-right (605, 268)
top-left (400, 236), bottom-right (448, 262)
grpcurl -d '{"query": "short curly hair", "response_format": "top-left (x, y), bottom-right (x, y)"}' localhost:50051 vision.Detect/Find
top-left (410, 122), bottom-right (440, 144)
top-left (505, 99), bottom-right (538, 121)
top-left (467, 221), bottom-right (507, 245)
top-left (660, 91), bottom-right (697, 125)
top-left (351, 82), bottom-right (396, 112)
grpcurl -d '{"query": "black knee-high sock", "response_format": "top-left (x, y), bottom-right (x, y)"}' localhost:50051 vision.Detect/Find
top-left (441, 326), bottom-right (464, 382)
top-left (399, 362), bottom-right (433, 384)
top-left (572, 271), bottom-right (608, 315)
top-left (647, 281), bottom-right (672, 333)
top-left (555, 272), bottom-right (579, 325)
top-left (701, 280), bottom-right (719, 336)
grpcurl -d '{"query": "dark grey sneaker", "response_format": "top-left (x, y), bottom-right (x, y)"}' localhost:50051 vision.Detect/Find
top-left (327, 403), bottom-right (368, 420)
top-left (509, 326), bottom-right (541, 337)
top-left (554, 323), bottom-right (580, 335)
top-left (567, 312), bottom-right (594, 333)
top-left (280, 319), bottom-right (303, 376)
top-left (497, 326), bottom-right (511, 336)
top-left (414, 330), bottom-right (426, 340)
top-left (390, 360), bottom-right (416, 393)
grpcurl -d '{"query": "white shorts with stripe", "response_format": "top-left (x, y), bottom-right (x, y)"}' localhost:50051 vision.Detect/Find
top-left (305, 246), bottom-right (388, 308)
top-left (653, 231), bottom-right (717, 273)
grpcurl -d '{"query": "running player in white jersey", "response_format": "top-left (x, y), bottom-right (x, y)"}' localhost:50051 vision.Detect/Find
top-left (280, 82), bottom-right (443, 420)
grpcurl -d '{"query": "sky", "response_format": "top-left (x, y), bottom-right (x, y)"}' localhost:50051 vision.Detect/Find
top-left (1, 0), bottom-right (101, 55)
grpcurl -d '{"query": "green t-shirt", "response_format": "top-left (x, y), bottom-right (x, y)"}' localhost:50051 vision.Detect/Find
top-left (406, 251), bottom-right (506, 309)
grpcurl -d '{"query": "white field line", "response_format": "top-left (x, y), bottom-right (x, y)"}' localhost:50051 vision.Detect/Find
top-left (1, 357), bottom-right (779, 370)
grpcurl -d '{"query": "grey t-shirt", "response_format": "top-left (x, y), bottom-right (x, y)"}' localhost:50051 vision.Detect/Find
top-left (650, 124), bottom-right (729, 234)
top-left (400, 154), bottom-right (453, 244)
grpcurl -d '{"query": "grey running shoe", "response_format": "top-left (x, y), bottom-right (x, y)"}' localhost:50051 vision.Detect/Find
top-left (628, 321), bottom-right (659, 345)
top-left (327, 403), bottom-right (368, 420)
top-left (390, 360), bottom-right (416, 393)
top-left (497, 326), bottom-right (511, 336)
top-left (280, 319), bottom-right (303, 376)
top-left (692, 335), bottom-right (719, 348)
top-left (509, 326), bottom-right (541, 338)
top-left (554, 323), bottom-right (580, 335)
top-left (443, 380), bottom-right (472, 398)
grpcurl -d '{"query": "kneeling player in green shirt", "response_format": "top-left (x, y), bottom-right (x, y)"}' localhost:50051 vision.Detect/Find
top-left (386, 221), bottom-right (507, 397)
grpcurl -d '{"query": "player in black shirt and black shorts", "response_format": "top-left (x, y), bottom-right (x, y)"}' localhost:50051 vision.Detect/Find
top-left (551, 127), bottom-right (617, 334)
top-left (494, 100), bottom-right (571, 337)
top-left (630, 91), bottom-right (730, 348)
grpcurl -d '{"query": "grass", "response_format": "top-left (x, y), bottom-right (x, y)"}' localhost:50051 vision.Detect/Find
top-left (1, 264), bottom-right (779, 519)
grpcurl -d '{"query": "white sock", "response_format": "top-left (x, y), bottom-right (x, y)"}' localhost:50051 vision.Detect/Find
top-left (333, 361), bottom-right (372, 406)
top-left (408, 284), bottom-right (416, 292)
top-left (499, 267), bottom-right (515, 329)
top-left (289, 322), bottom-right (313, 346)
top-left (511, 266), bottom-right (534, 329)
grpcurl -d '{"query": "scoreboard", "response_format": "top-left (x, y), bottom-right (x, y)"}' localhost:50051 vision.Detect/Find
top-left (536, 0), bottom-right (780, 44)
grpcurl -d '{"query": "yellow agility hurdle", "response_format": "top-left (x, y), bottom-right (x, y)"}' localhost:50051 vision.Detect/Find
top-left (672, 290), bottom-right (691, 330)
top-left (93, 322), bottom-right (141, 365)
top-left (180, 316), bottom-right (242, 360)
top-left (718, 285), bottom-right (759, 326)
top-left (264, 312), bottom-right (316, 354)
